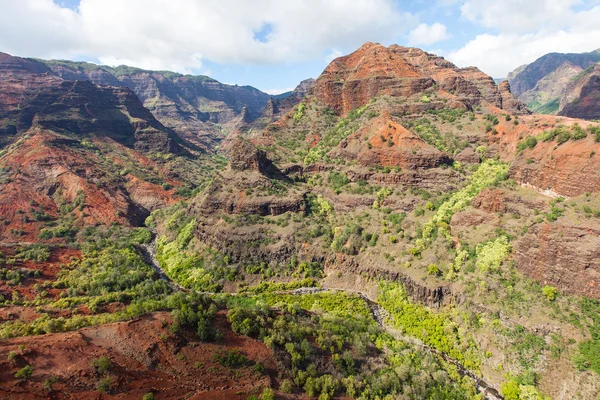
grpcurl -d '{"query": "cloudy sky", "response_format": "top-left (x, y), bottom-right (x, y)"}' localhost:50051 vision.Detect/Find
top-left (1, 0), bottom-right (600, 94)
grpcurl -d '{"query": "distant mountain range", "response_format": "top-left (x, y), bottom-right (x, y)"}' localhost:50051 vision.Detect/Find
top-left (507, 49), bottom-right (600, 119)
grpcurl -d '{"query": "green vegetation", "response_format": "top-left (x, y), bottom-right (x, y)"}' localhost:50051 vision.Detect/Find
top-left (91, 355), bottom-right (111, 374)
top-left (155, 219), bottom-right (234, 291)
top-left (422, 160), bottom-right (509, 239)
top-left (14, 365), bottom-right (33, 380)
top-left (225, 290), bottom-right (477, 399)
top-left (517, 123), bottom-right (595, 154)
top-left (404, 116), bottom-right (468, 153)
top-left (378, 282), bottom-right (480, 370)
top-left (213, 349), bottom-right (251, 368)
top-left (575, 297), bottom-right (600, 375)
top-left (304, 102), bottom-right (372, 164)
top-left (475, 236), bottom-right (511, 273)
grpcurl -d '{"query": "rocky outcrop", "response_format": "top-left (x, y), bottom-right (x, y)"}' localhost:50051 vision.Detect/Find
top-left (499, 81), bottom-right (530, 115)
top-left (515, 223), bottom-right (600, 299)
top-left (0, 53), bottom-right (180, 154)
top-left (508, 50), bottom-right (600, 97)
top-left (192, 139), bottom-right (305, 217)
top-left (559, 63), bottom-right (600, 120)
top-left (0, 131), bottom-right (177, 242)
top-left (39, 59), bottom-right (271, 150)
top-left (509, 133), bottom-right (600, 197)
top-left (325, 254), bottom-right (461, 308)
top-left (331, 113), bottom-right (452, 169)
top-left (259, 79), bottom-right (315, 122)
top-left (312, 42), bottom-right (527, 116)
top-left (454, 147), bottom-right (481, 164)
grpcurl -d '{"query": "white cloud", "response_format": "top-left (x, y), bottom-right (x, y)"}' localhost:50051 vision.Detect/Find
top-left (0, 0), bottom-right (410, 73)
top-left (263, 87), bottom-right (295, 95)
top-left (324, 48), bottom-right (343, 63)
top-left (408, 23), bottom-right (451, 46)
top-left (460, 0), bottom-right (582, 33)
top-left (447, 1), bottom-right (600, 77)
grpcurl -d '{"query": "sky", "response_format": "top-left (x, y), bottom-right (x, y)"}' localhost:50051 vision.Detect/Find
top-left (1, 0), bottom-right (600, 94)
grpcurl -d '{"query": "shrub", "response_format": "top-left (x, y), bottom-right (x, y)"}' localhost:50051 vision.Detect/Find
top-left (259, 387), bottom-right (275, 400)
top-left (212, 349), bottom-right (251, 368)
top-left (142, 393), bottom-right (156, 400)
top-left (517, 136), bottom-right (537, 152)
top-left (97, 376), bottom-right (112, 393)
top-left (476, 236), bottom-right (511, 273)
top-left (15, 365), bottom-right (33, 380)
top-left (389, 235), bottom-right (398, 244)
top-left (91, 355), bottom-right (111, 374)
top-left (542, 285), bottom-right (558, 301)
top-left (280, 379), bottom-right (294, 393)
top-left (427, 264), bottom-right (440, 276)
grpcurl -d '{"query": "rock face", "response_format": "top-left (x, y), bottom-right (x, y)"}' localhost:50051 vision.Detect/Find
top-left (312, 42), bottom-right (528, 116)
top-left (559, 63), bottom-right (600, 120)
top-left (508, 50), bottom-right (600, 97)
top-left (0, 132), bottom-right (177, 242)
top-left (259, 78), bottom-right (315, 122)
top-left (509, 132), bottom-right (600, 197)
top-left (515, 223), bottom-right (600, 298)
top-left (507, 49), bottom-right (600, 118)
top-left (331, 113), bottom-right (452, 169)
top-left (0, 53), bottom-right (180, 154)
top-left (38, 59), bottom-right (271, 150)
top-left (0, 53), bottom-right (180, 241)
top-left (192, 139), bottom-right (305, 217)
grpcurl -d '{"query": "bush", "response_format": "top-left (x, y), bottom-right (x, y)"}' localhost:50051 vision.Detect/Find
top-left (427, 264), bottom-right (440, 276)
top-left (212, 349), bottom-right (251, 368)
top-left (97, 376), bottom-right (112, 393)
top-left (15, 365), bottom-right (33, 380)
top-left (91, 355), bottom-right (111, 373)
top-left (517, 136), bottom-right (538, 152)
top-left (142, 393), bottom-right (156, 400)
top-left (542, 285), bottom-right (557, 301)
top-left (259, 387), bottom-right (275, 400)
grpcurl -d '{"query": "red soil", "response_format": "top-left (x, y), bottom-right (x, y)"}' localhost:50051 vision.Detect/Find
top-left (0, 312), bottom-right (281, 399)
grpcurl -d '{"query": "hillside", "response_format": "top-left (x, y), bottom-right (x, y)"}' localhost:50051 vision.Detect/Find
top-left (35, 58), bottom-right (273, 151)
top-left (2, 42), bottom-right (600, 400)
top-left (507, 49), bottom-right (600, 117)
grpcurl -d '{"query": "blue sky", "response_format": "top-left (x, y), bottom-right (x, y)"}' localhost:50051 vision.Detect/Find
top-left (1, 0), bottom-right (600, 93)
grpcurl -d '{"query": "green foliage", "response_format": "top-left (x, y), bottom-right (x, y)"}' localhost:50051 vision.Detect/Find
top-left (142, 393), bottom-right (156, 400)
top-left (308, 194), bottom-right (334, 216)
top-left (304, 102), bottom-right (371, 164)
top-left (476, 236), bottom-right (511, 273)
top-left (404, 117), bottom-right (467, 153)
top-left (423, 160), bottom-right (509, 239)
top-left (485, 114), bottom-right (500, 125)
top-left (15, 244), bottom-right (50, 262)
top-left (156, 219), bottom-right (230, 292)
top-left (516, 136), bottom-right (538, 152)
top-left (259, 387), bottom-right (275, 400)
top-left (91, 355), bottom-right (111, 373)
top-left (97, 376), bottom-right (112, 393)
top-left (378, 282), bottom-right (480, 370)
top-left (227, 305), bottom-right (269, 338)
top-left (576, 297), bottom-right (600, 375)
top-left (504, 325), bottom-right (547, 369)
top-left (427, 263), bottom-right (440, 275)
top-left (14, 365), bottom-right (33, 380)
top-left (213, 349), bottom-right (251, 368)
top-left (542, 285), bottom-right (557, 301)
top-left (294, 102), bottom-right (306, 122)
